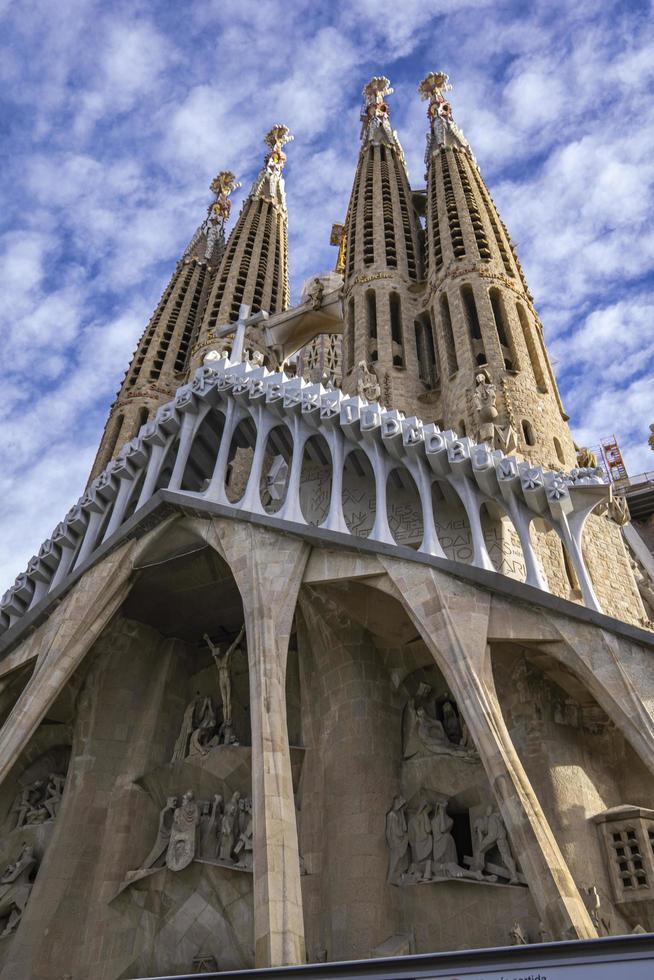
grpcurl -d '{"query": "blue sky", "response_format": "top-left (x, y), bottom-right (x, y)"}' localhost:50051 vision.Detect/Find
top-left (1, 0), bottom-right (653, 585)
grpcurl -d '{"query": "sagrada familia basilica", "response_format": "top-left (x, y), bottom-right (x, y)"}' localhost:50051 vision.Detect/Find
top-left (0, 72), bottom-right (654, 979)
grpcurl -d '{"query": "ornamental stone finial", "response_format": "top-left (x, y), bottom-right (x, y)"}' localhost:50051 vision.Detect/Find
top-left (208, 171), bottom-right (241, 224)
top-left (360, 75), bottom-right (406, 166)
top-left (418, 71), bottom-right (454, 125)
top-left (419, 70), bottom-right (472, 159)
top-left (249, 125), bottom-right (294, 210)
top-left (183, 169), bottom-right (241, 261)
top-left (264, 124), bottom-right (294, 172)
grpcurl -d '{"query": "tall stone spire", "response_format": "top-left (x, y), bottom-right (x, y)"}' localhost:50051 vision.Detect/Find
top-left (192, 126), bottom-right (293, 366)
top-left (340, 77), bottom-right (425, 410)
top-left (419, 71), bottom-right (576, 471)
top-left (88, 171), bottom-right (240, 481)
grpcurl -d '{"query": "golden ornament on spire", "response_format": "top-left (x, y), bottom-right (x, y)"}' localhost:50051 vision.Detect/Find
top-left (418, 71), bottom-right (454, 122)
top-left (208, 170), bottom-right (241, 222)
top-left (264, 124), bottom-right (294, 174)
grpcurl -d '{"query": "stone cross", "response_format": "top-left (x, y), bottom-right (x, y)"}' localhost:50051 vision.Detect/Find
top-left (215, 303), bottom-right (269, 362)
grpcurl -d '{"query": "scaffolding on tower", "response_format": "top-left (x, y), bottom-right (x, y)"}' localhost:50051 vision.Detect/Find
top-left (597, 435), bottom-right (629, 484)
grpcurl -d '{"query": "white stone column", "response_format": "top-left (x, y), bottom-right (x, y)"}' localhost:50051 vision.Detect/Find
top-left (207, 518), bottom-right (309, 967)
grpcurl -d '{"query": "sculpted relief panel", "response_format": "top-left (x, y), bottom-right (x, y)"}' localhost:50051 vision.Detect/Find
top-left (128, 789), bottom-right (253, 882)
top-left (0, 743), bottom-right (69, 941)
top-left (386, 796), bottom-right (523, 889)
top-left (299, 464), bottom-right (527, 579)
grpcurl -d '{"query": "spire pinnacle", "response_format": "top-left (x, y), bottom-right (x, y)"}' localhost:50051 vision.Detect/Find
top-left (184, 170), bottom-right (241, 261)
top-left (418, 71), bottom-right (473, 159)
top-left (251, 124), bottom-right (294, 210)
top-left (360, 75), bottom-right (406, 166)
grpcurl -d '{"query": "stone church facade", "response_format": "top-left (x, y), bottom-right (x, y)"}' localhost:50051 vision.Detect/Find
top-left (0, 74), bottom-right (653, 979)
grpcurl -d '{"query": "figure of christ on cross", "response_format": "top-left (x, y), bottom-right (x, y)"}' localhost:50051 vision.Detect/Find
top-left (203, 624), bottom-right (245, 729)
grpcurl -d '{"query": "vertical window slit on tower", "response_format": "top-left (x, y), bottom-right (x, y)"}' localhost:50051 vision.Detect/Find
top-left (252, 205), bottom-right (273, 314)
top-left (516, 302), bottom-right (547, 391)
top-left (231, 199), bottom-right (263, 321)
top-left (428, 162), bottom-right (443, 270)
top-left (440, 153), bottom-right (465, 258)
top-left (150, 265), bottom-right (194, 379)
top-left (453, 151), bottom-right (491, 260)
top-left (282, 223), bottom-right (290, 309)
top-left (346, 158), bottom-right (363, 277)
top-left (389, 292), bottom-right (404, 367)
top-left (363, 149), bottom-right (375, 266)
top-left (366, 289), bottom-right (378, 362)
top-left (107, 412), bottom-right (125, 461)
top-left (209, 207), bottom-right (247, 327)
top-left (347, 297), bottom-right (355, 372)
top-left (468, 164), bottom-right (514, 277)
top-left (461, 284), bottom-right (484, 363)
top-left (521, 419), bottom-right (536, 447)
top-left (379, 148), bottom-right (397, 267)
top-left (270, 220), bottom-right (281, 311)
top-left (392, 154), bottom-right (417, 279)
top-left (175, 264), bottom-right (207, 373)
top-left (554, 437), bottom-right (565, 465)
top-left (414, 311), bottom-right (438, 388)
top-left (439, 292), bottom-right (458, 375)
top-left (127, 266), bottom-right (182, 387)
top-left (489, 287), bottom-right (519, 370)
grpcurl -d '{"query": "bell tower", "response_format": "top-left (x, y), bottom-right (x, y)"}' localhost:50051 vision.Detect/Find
top-left (192, 126), bottom-right (293, 367)
top-left (340, 77), bottom-right (425, 411)
top-left (419, 71), bottom-right (576, 471)
top-left (89, 170), bottom-right (240, 481)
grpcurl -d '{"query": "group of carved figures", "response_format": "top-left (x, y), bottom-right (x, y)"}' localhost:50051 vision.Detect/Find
top-left (0, 843), bottom-right (38, 937)
top-left (172, 627), bottom-right (245, 761)
top-left (403, 686), bottom-right (477, 762)
top-left (386, 797), bottom-right (520, 887)
top-left (7, 774), bottom-right (65, 831)
top-left (137, 789), bottom-right (253, 875)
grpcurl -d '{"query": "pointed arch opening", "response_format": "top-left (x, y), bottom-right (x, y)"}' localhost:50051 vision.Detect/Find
top-left (390, 292), bottom-right (404, 367)
top-left (386, 466), bottom-right (423, 549)
top-left (342, 449), bottom-right (375, 538)
top-left (438, 293), bottom-right (458, 376)
top-left (299, 434), bottom-right (332, 526)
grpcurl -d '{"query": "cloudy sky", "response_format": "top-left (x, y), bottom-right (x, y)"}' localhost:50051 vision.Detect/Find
top-left (1, 0), bottom-right (653, 585)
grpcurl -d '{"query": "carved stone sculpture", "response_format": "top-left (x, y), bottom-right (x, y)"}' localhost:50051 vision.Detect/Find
top-left (233, 797), bottom-right (253, 869)
top-left (403, 692), bottom-right (477, 761)
top-left (172, 696), bottom-right (217, 763)
top-left (306, 277), bottom-right (325, 311)
top-left (204, 626), bottom-right (245, 732)
top-left (407, 801), bottom-right (432, 881)
top-left (140, 797), bottom-right (177, 870)
top-left (8, 775), bottom-right (66, 831)
top-left (473, 372), bottom-right (498, 424)
top-left (0, 843), bottom-right (37, 937)
top-left (576, 446), bottom-right (597, 469)
top-left (584, 885), bottom-right (611, 935)
top-left (43, 773), bottom-right (64, 820)
top-left (200, 794), bottom-right (223, 860)
top-left (356, 361), bottom-right (381, 402)
top-left (472, 806), bottom-right (519, 884)
top-left (385, 795), bottom-right (409, 885)
top-left (431, 801), bottom-right (465, 878)
top-left (166, 791), bottom-right (200, 872)
top-left (219, 791), bottom-right (241, 863)
top-left (510, 921), bottom-right (529, 945)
